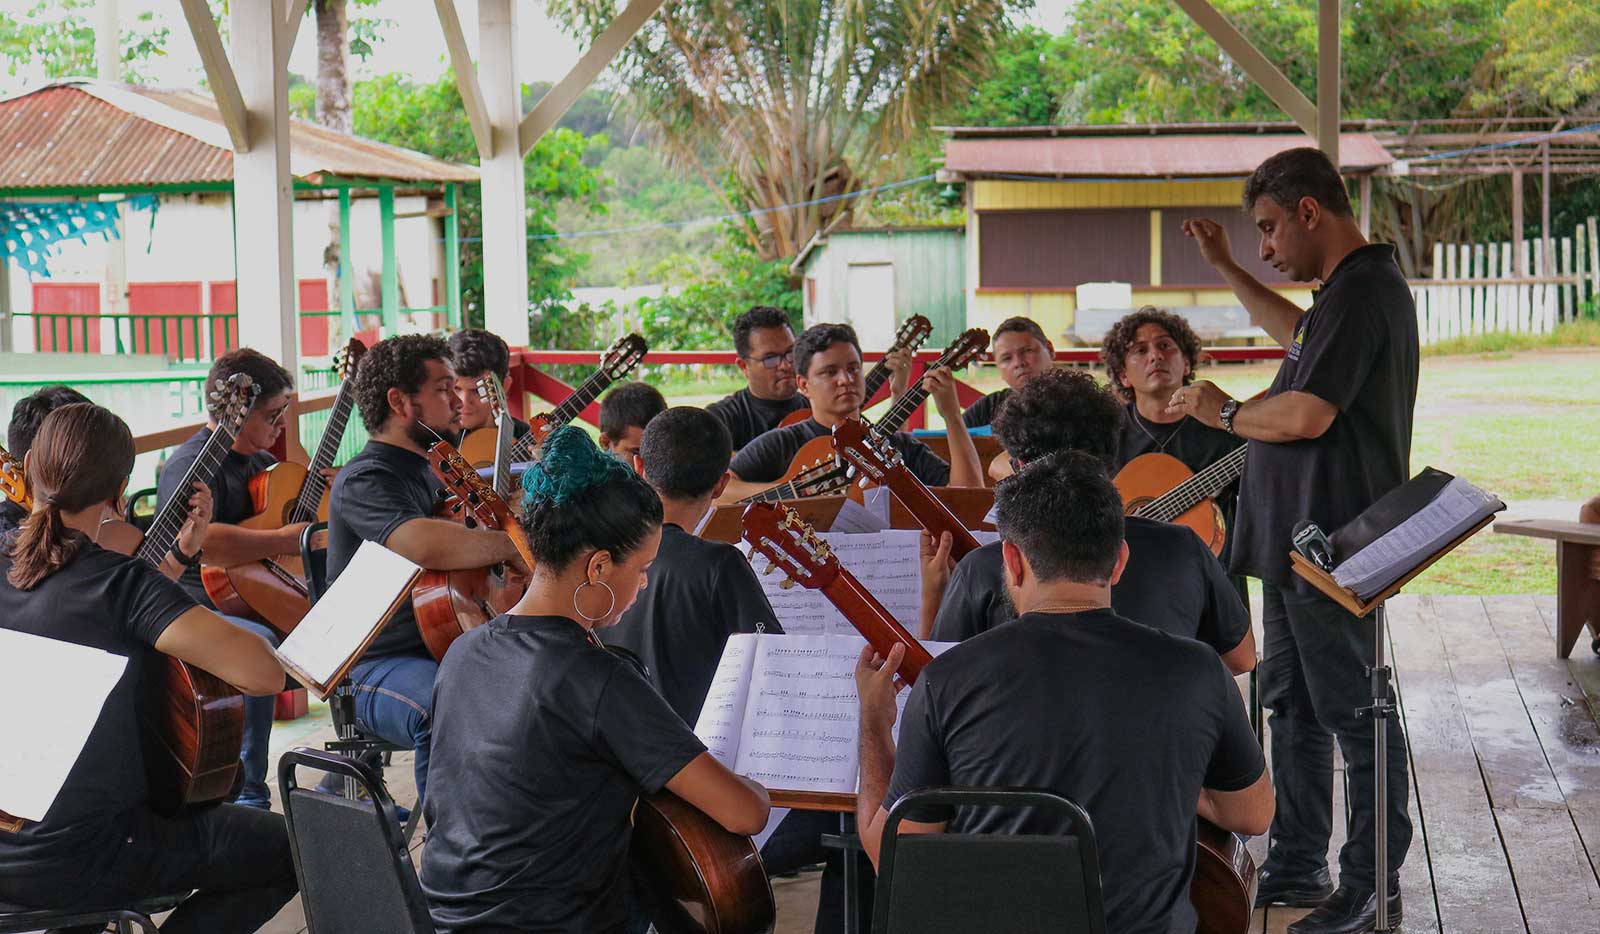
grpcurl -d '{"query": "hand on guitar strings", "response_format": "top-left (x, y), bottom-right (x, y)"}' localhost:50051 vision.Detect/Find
top-left (885, 348), bottom-right (914, 399)
top-left (855, 642), bottom-right (908, 734)
top-left (174, 481), bottom-right (213, 558)
top-left (921, 367), bottom-right (961, 416)
top-left (1165, 379), bottom-right (1232, 430)
top-left (919, 530), bottom-right (955, 604)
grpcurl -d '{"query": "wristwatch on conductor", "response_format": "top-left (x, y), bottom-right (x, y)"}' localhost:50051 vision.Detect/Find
top-left (1219, 399), bottom-right (1241, 435)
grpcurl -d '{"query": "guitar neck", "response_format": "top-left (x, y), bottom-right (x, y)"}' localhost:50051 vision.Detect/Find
top-left (290, 384), bottom-right (356, 523)
top-left (861, 360), bottom-right (892, 401)
top-left (878, 465), bottom-right (981, 561)
top-left (136, 425), bottom-right (239, 565)
top-left (509, 370), bottom-right (614, 462)
top-left (741, 467), bottom-right (846, 504)
top-left (1136, 444), bottom-right (1248, 523)
top-left (819, 569), bottom-right (934, 684)
top-left (492, 414), bottom-right (515, 499)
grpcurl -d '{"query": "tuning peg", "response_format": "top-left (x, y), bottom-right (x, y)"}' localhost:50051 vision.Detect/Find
top-left (760, 560), bottom-right (776, 576)
top-left (778, 578), bottom-right (796, 590)
top-left (816, 543), bottom-right (833, 560)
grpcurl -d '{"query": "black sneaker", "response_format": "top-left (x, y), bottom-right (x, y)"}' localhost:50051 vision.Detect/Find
top-left (1254, 865), bottom-right (1334, 908)
top-left (1286, 884), bottom-right (1403, 934)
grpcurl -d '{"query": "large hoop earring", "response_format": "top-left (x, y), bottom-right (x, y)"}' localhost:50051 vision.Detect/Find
top-left (574, 579), bottom-right (616, 623)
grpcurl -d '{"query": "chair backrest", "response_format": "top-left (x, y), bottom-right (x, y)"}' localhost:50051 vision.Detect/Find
top-left (124, 487), bottom-right (159, 532)
top-left (872, 787), bottom-right (1106, 934)
top-left (278, 747), bottom-right (433, 934)
top-left (300, 522), bottom-right (330, 605)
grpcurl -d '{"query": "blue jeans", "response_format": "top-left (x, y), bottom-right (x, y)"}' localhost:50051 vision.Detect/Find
top-left (347, 652), bottom-right (437, 805)
top-left (222, 615), bottom-right (278, 810)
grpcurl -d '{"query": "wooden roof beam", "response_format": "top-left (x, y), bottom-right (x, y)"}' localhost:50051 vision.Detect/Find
top-left (519, 0), bottom-right (666, 156)
top-left (177, 0), bottom-right (249, 152)
top-left (433, 0), bottom-right (496, 159)
top-left (1170, 0), bottom-right (1318, 143)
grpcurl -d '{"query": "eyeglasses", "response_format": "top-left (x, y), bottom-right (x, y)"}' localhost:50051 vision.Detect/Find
top-left (258, 405), bottom-right (289, 427)
top-left (745, 350), bottom-right (795, 370)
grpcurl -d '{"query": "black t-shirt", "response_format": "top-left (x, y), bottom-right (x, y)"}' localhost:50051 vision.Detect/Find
top-left (1231, 245), bottom-right (1419, 593)
top-left (930, 517), bottom-right (1250, 657)
top-left (0, 500), bottom-right (23, 537)
top-left (326, 440), bottom-right (444, 659)
top-left (729, 418), bottom-right (950, 487)
top-left (1117, 405), bottom-right (1244, 567)
top-left (706, 388), bottom-right (810, 452)
top-left (961, 388), bottom-right (1010, 429)
top-left (0, 542), bottom-right (195, 879)
top-left (155, 428), bottom-right (276, 608)
top-left (888, 609), bottom-right (1264, 934)
top-left (421, 613), bottom-right (707, 933)
top-left (601, 523), bottom-right (783, 724)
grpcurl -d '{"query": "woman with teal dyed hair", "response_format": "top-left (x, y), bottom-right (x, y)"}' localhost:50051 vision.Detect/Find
top-left (419, 426), bottom-right (771, 933)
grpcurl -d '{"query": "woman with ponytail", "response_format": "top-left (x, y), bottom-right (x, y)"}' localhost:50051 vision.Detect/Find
top-left (0, 403), bottom-right (297, 933)
top-left (420, 426), bottom-right (771, 933)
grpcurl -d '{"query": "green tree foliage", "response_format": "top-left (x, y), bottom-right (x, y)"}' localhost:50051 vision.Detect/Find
top-left (0, 0), bottom-right (170, 83)
top-left (632, 227), bottom-right (802, 350)
top-left (1489, 0), bottom-right (1600, 113)
top-left (351, 75), bottom-right (608, 327)
top-left (560, 144), bottom-right (724, 286)
top-left (545, 0), bottom-right (1027, 260)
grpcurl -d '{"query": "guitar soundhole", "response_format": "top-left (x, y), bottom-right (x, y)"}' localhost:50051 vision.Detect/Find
top-left (1125, 496), bottom-right (1155, 516)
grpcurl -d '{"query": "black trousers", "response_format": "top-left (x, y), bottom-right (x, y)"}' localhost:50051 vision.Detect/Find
top-left (1260, 582), bottom-right (1412, 889)
top-left (3, 803), bottom-right (298, 934)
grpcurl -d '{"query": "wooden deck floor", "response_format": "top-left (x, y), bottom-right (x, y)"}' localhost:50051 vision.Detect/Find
top-left (251, 594), bottom-right (1599, 934)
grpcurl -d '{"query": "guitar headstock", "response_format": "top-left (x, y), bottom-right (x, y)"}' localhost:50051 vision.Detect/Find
top-left (475, 373), bottom-right (509, 424)
top-left (600, 334), bottom-right (648, 381)
top-left (0, 443), bottom-right (30, 510)
top-left (831, 417), bottom-right (901, 486)
top-left (936, 328), bottom-right (991, 371)
top-left (741, 501), bottom-right (841, 591)
top-left (892, 315), bottom-right (935, 353)
top-left (334, 338), bottom-right (366, 382)
top-left (428, 441), bottom-right (508, 526)
top-left (210, 373), bottom-right (260, 435)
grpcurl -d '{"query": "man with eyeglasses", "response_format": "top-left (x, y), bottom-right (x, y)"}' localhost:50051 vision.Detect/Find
top-left (706, 306), bottom-right (810, 452)
top-left (153, 347), bottom-right (306, 811)
top-left (720, 323), bottom-right (981, 501)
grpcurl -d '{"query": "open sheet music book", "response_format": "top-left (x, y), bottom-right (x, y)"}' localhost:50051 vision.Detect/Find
top-left (694, 633), bottom-right (955, 794)
top-left (0, 630), bottom-right (128, 823)
top-left (274, 541), bottom-right (422, 698)
top-left (1331, 473), bottom-right (1504, 600)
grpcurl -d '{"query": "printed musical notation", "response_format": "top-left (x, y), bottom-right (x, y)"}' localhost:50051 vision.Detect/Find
top-left (742, 530), bottom-right (925, 636)
top-left (693, 633), bottom-right (954, 794)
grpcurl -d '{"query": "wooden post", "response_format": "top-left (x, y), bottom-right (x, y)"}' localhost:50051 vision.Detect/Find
top-left (1512, 169), bottom-right (1526, 278)
top-left (478, 0), bottom-right (531, 347)
top-left (230, 0), bottom-right (298, 373)
top-left (1588, 216), bottom-right (1600, 310)
top-left (1317, 0), bottom-right (1340, 168)
top-left (338, 187), bottom-right (356, 338)
top-left (444, 183), bottom-right (462, 329)
top-left (1359, 175), bottom-right (1372, 239)
top-left (379, 185), bottom-right (399, 337)
top-left (1541, 142), bottom-right (1553, 282)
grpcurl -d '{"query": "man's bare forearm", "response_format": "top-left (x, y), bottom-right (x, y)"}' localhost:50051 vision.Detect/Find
top-left (856, 720), bottom-right (896, 832)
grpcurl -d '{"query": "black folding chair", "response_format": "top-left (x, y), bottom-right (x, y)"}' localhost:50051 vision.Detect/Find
top-left (872, 787), bottom-right (1107, 934)
top-left (279, 747), bottom-right (433, 934)
top-left (124, 486), bottom-right (159, 533)
top-left (0, 894), bottom-right (184, 934)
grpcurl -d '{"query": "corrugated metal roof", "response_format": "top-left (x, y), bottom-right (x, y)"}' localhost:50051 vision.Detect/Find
top-left (942, 131), bottom-right (1392, 179)
top-left (0, 80), bottom-right (478, 192)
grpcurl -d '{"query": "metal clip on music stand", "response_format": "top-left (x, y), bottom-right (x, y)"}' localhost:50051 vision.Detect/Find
top-left (1289, 513), bottom-right (1497, 932)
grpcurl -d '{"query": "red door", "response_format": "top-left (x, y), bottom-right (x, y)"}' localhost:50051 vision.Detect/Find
top-left (31, 283), bottom-right (101, 353)
top-left (298, 279), bottom-right (331, 357)
top-left (127, 282), bottom-right (204, 359)
top-left (208, 283), bottom-right (242, 356)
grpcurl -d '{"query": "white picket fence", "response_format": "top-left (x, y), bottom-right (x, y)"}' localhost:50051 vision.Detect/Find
top-left (1410, 216), bottom-right (1600, 346)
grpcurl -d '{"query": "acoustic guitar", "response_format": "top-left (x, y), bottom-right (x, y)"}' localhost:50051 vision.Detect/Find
top-left (1, 442), bottom-right (33, 511)
top-left (831, 416), bottom-right (981, 562)
top-left (135, 373), bottom-right (257, 814)
top-left (412, 441), bottom-right (533, 661)
top-left (742, 501), bottom-right (1258, 934)
top-left (202, 339), bottom-right (367, 635)
top-left (777, 314), bottom-right (934, 429)
top-left (1113, 445), bottom-right (1247, 557)
top-left (458, 333), bottom-right (649, 469)
top-left (630, 785), bottom-right (776, 934)
top-left (747, 328), bottom-right (990, 505)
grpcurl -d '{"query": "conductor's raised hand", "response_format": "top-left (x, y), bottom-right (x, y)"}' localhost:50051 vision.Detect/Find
top-left (855, 642), bottom-right (908, 734)
top-left (1182, 218), bottom-right (1237, 271)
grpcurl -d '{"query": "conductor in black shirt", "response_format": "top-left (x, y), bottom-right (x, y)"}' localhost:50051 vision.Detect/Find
top-left (705, 306), bottom-right (809, 451)
top-left (855, 452), bottom-right (1273, 934)
top-left (326, 335), bottom-right (528, 806)
top-left (1171, 148), bottom-right (1418, 933)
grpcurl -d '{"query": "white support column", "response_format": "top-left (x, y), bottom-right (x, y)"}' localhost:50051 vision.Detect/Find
top-left (1317, 0), bottom-right (1340, 168)
top-left (99, 0), bottom-right (129, 332)
top-left (478, 0), bottom-right (530, 345)
top-left (230, 0), bottom-right (298, 371)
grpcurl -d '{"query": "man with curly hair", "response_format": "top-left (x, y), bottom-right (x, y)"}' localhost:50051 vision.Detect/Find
top-left (325, 334), bottom-right (529, 805)
top-left (1101, 308), bottom-right (1243, 570)
top-left (960, 316), bottom-right (1055, 429)
top-left (924, 368), bottom-right (1255, 677)
top-left (448, 328), bottom-right (531, 441)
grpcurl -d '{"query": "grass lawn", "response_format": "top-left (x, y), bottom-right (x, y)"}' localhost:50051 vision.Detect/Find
top-left (658, 346), bottom-right (1597, 597)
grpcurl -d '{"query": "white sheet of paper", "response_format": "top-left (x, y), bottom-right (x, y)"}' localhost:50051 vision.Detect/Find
top-left (275, 540), bottom-right (421, 688)
top-left (744, 530), bottom-right (924, 636)
top-left (828, 498), bottom-right (890, 535)
top-left (0, 630), bottom-right (128, 821)
top-left (1333, 476), bottom-right (1500, 597)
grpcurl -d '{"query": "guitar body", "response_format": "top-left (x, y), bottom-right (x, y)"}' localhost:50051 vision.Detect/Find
top-left (457, 427), bottom-right (499, 470)
top-left (777, 409), bottom-right (811, 428)
top-left (775, 436), bottom-right (867, 503)
top-left (1114, 452), bottom-right (1226, 556)
top-left (630, 791), bottom-right (776, 934)
top-left (1192, 817), bottom-right (1258, 934)
top-left (201, 561), bottom-right (311, 639)
top-left (139, 653), bottom-right (245, 815)
top-left (239, 461), bottom-right (330, 529)
top-left (412, 565), bottom-right (528, 662)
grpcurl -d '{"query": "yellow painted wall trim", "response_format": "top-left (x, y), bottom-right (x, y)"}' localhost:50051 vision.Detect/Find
top-left (1149, 209), bottom-right (1163, 287)
top-left (974, 178), bottom-right (1246, 211)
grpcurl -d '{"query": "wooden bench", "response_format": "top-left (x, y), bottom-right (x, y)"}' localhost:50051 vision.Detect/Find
top-left (1494, 518), bottom-right (1600, 657)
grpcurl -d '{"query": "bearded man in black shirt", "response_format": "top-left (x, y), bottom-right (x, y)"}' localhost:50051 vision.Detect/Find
top-left (325, 335), bottom-right (528, 806)
top-left (706, 306), bottom-right (809, 451)
top-left (856, 451), bottom-right (1273, 934)
top-left (1171, 148), bottom-right (1418, 933)
top-left (926, 369), bottom-right (1256, 677)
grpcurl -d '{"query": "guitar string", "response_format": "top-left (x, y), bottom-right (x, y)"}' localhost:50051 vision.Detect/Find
top-left (1137, 445), bottom-right (1248, 521)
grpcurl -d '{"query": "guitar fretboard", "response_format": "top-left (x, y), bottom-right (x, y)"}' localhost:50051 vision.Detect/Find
top-left (290, 384), bottom-right (356, 524)
top-left (136, 423), bottom-right (242, 566)
top-left (508, 370), bottom-right (616, 463)
top-left (1133, 444), bottom-right (1248, 523)
top-left (872, 344), bottom-right (968, 437)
